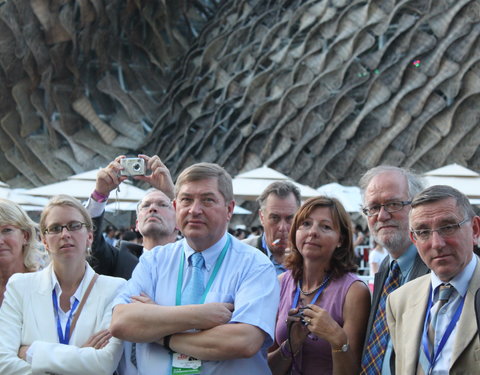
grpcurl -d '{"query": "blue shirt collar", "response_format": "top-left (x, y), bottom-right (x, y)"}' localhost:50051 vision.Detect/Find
top-left (430, 254), bottom-right (477, 298)
top-left (183, 233), bottom-right (229, 272)
top-left (388, 243), bottom-right (417, 276)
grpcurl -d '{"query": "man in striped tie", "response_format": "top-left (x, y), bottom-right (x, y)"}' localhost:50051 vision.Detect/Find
top-left (386, 184), bottom-right (480, 374)
top-left (359, 166), bottom-right (429, 374)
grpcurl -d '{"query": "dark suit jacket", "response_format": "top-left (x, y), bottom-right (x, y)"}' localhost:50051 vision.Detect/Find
top-left (88, 213), bottom-right (140, 280)
top-left (242, 235), bottom-right (267, 256)
top-left (362, 249), bottom-right (430, 372)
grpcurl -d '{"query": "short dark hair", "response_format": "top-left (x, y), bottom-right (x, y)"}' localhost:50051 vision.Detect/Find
top-left (257, 181), bottom-right (301, 210)
top-left (284, 196), bottom-right (357, 282)
top-left (411, 185), bottom-right (475, 219)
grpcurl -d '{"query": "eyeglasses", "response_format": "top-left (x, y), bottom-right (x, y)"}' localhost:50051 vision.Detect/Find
top-left (362, 201), bottom-right (412, 217)
top-left (410, 218), bottom-right (470, 241)
top-left (44, 221), bottom-right (88, 235)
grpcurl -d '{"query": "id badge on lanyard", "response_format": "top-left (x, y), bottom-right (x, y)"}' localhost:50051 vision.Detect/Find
top-left (171, 235), bottom-right (231, 375)
top-left (172, 352), bottom-right (202, 374)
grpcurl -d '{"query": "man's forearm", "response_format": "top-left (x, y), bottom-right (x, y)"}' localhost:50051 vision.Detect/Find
top-left (168, 323), bottom-right (265, 361)
top-left (110, 302), bottom-right (233, 342)
top-left (110, 304), bottom-right (205, 342)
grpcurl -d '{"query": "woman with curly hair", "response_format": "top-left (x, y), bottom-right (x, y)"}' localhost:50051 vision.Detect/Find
top-left (269, 196), bottom-right (371, 374)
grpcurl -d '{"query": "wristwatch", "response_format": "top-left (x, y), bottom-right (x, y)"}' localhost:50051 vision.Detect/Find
top-left (332, 342), bottom-right (349, 353)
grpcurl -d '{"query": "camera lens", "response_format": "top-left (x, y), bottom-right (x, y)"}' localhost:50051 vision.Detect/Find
top-left (133, 163), bottom-right (140, 171)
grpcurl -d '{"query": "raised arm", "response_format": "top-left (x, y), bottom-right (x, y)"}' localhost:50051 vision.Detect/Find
top-left (134, 154), bottom-right (175, 200)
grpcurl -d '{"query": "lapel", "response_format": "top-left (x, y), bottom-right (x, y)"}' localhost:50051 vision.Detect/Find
top-left (450, 260), bottom-right (480, 366)
top-left (372, 257), bottom-right (390, 305)
top-left (402, 276), bottom-right (431, 373)
top-left (28, 264), bottom-right (58, 343)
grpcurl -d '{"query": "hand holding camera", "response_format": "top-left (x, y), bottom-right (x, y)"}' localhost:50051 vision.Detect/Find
top-left (290, 306), bottom-right (312, 326)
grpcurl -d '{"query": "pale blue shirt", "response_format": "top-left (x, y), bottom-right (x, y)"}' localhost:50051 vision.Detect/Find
top-left (427, 255), bottom-right (477, 374)
top-left (113, 233), bottom-right (279, 375)
top-left (382, 244), bottom-right (418, 375)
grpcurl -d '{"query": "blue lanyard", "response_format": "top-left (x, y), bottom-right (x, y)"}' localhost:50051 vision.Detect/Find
top-left (52, 289), bottom-right (79, 344)
top-left (421, 285), bottom-right (465, 373)
top-left (291, 274), bottom-right (331, 309)
top-left (175, 236), bottom-right (231, 306)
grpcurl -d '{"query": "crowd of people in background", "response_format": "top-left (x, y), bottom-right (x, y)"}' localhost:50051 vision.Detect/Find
top-left (0, 155), bottom-right (479, 375)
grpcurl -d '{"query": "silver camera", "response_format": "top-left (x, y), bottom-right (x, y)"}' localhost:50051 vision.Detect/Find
top-left (120, 158), bottom-right (145, 176)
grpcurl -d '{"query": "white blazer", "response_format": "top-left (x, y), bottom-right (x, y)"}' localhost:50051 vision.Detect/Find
top-left (0, 262), bottom-right (125, 375)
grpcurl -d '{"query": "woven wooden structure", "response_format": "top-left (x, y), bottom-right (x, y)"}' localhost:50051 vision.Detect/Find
top-left (0, 0), bottom-right (479, 188)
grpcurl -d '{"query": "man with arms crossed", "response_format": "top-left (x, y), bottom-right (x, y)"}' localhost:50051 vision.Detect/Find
top-left (110, 162), bottom-right (279, 374)
top-left (360, 166), bottom-right (429, 374)
top-left (244, 181), bottom-right (301, 274)
top-left (387, 185), bottom-right (480, 373)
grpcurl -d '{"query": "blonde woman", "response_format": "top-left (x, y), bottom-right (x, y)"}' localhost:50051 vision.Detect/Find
top-left (0, 195), bottom-right (125, 374)
top-left (0, 198), bottom-right (46, 306)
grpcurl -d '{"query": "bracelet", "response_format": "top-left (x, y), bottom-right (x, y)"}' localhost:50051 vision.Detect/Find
top-left (91, 190), bottom-right (109, 203)
top-left (164, 335), bottom-right (173, 353)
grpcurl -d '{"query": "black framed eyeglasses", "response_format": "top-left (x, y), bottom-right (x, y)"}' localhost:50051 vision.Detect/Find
top-left (362, 201), bottom-right (412, 217)
top-left (410, 218), bottom-right (470, 241)
top-left (44, 221), bottom-right (88, 235)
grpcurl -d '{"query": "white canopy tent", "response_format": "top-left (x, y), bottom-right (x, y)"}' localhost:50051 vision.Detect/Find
top-left (316, 182), bottom-right (362, 213)
top-left (0, 182), bottom-right (49, 211)
top-left (232, 166), bottom-right (319, 201)
top-left (27, 170), bottom-right (146, 203)
top-left (423, 163), bottom-right (480, 203)
top-left (105, 202), bottom-right (252, 215)
top-left (0, 181), bottom-right (10, 198)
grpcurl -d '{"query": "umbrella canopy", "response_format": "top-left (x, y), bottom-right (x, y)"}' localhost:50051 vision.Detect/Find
top-left (232, 166), bottom-right (318, 201)
top-left (0, 181), bottom-right (10, 198)
top-left (68, 169), bottom-right (101, 181)
top-left (0, 185), bottom-right (49, 211)
top-left (423, 163), bottom-right (480, 200)
top-left (27, 178), bottom-right (146, 203)
top-left (105, 202), bottom-right (252, 215)
top-left (316, 182), bottom-right (363, 213)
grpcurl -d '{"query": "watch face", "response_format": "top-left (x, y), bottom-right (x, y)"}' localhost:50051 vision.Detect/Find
top-left (341, 343), bottom-right (349, 352)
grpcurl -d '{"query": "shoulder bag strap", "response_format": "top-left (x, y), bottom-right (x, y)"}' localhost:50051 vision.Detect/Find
top-left (69, 273), bottom-right (99, 340)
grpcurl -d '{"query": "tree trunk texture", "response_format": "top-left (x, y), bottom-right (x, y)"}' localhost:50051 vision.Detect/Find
top-left (0, 0), bottom-right (479, 189)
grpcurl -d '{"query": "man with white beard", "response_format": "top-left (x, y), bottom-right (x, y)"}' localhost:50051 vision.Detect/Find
top-left (359, 166), bottom-right (429, 375)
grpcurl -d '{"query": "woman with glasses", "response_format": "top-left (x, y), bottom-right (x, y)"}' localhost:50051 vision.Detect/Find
top-left (0, 199), bottom-right (47, 306)
top-left (268, 197), bottom-right (371, 375)
top-left (0, 195), bottom-right (125, 374)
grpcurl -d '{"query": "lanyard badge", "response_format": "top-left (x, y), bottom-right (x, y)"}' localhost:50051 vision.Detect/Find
top-left (171, 235), bottom-right (232, 375)
top-left (172, 353), bottom-right (202, 374)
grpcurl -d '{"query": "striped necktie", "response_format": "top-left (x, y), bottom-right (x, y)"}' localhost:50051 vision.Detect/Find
top-left (181, 252), bottom-right (205, 305)
top-left (417, 284), bottom-right (453, 374)
top-left (361, 260), bottom-right (401, 374)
